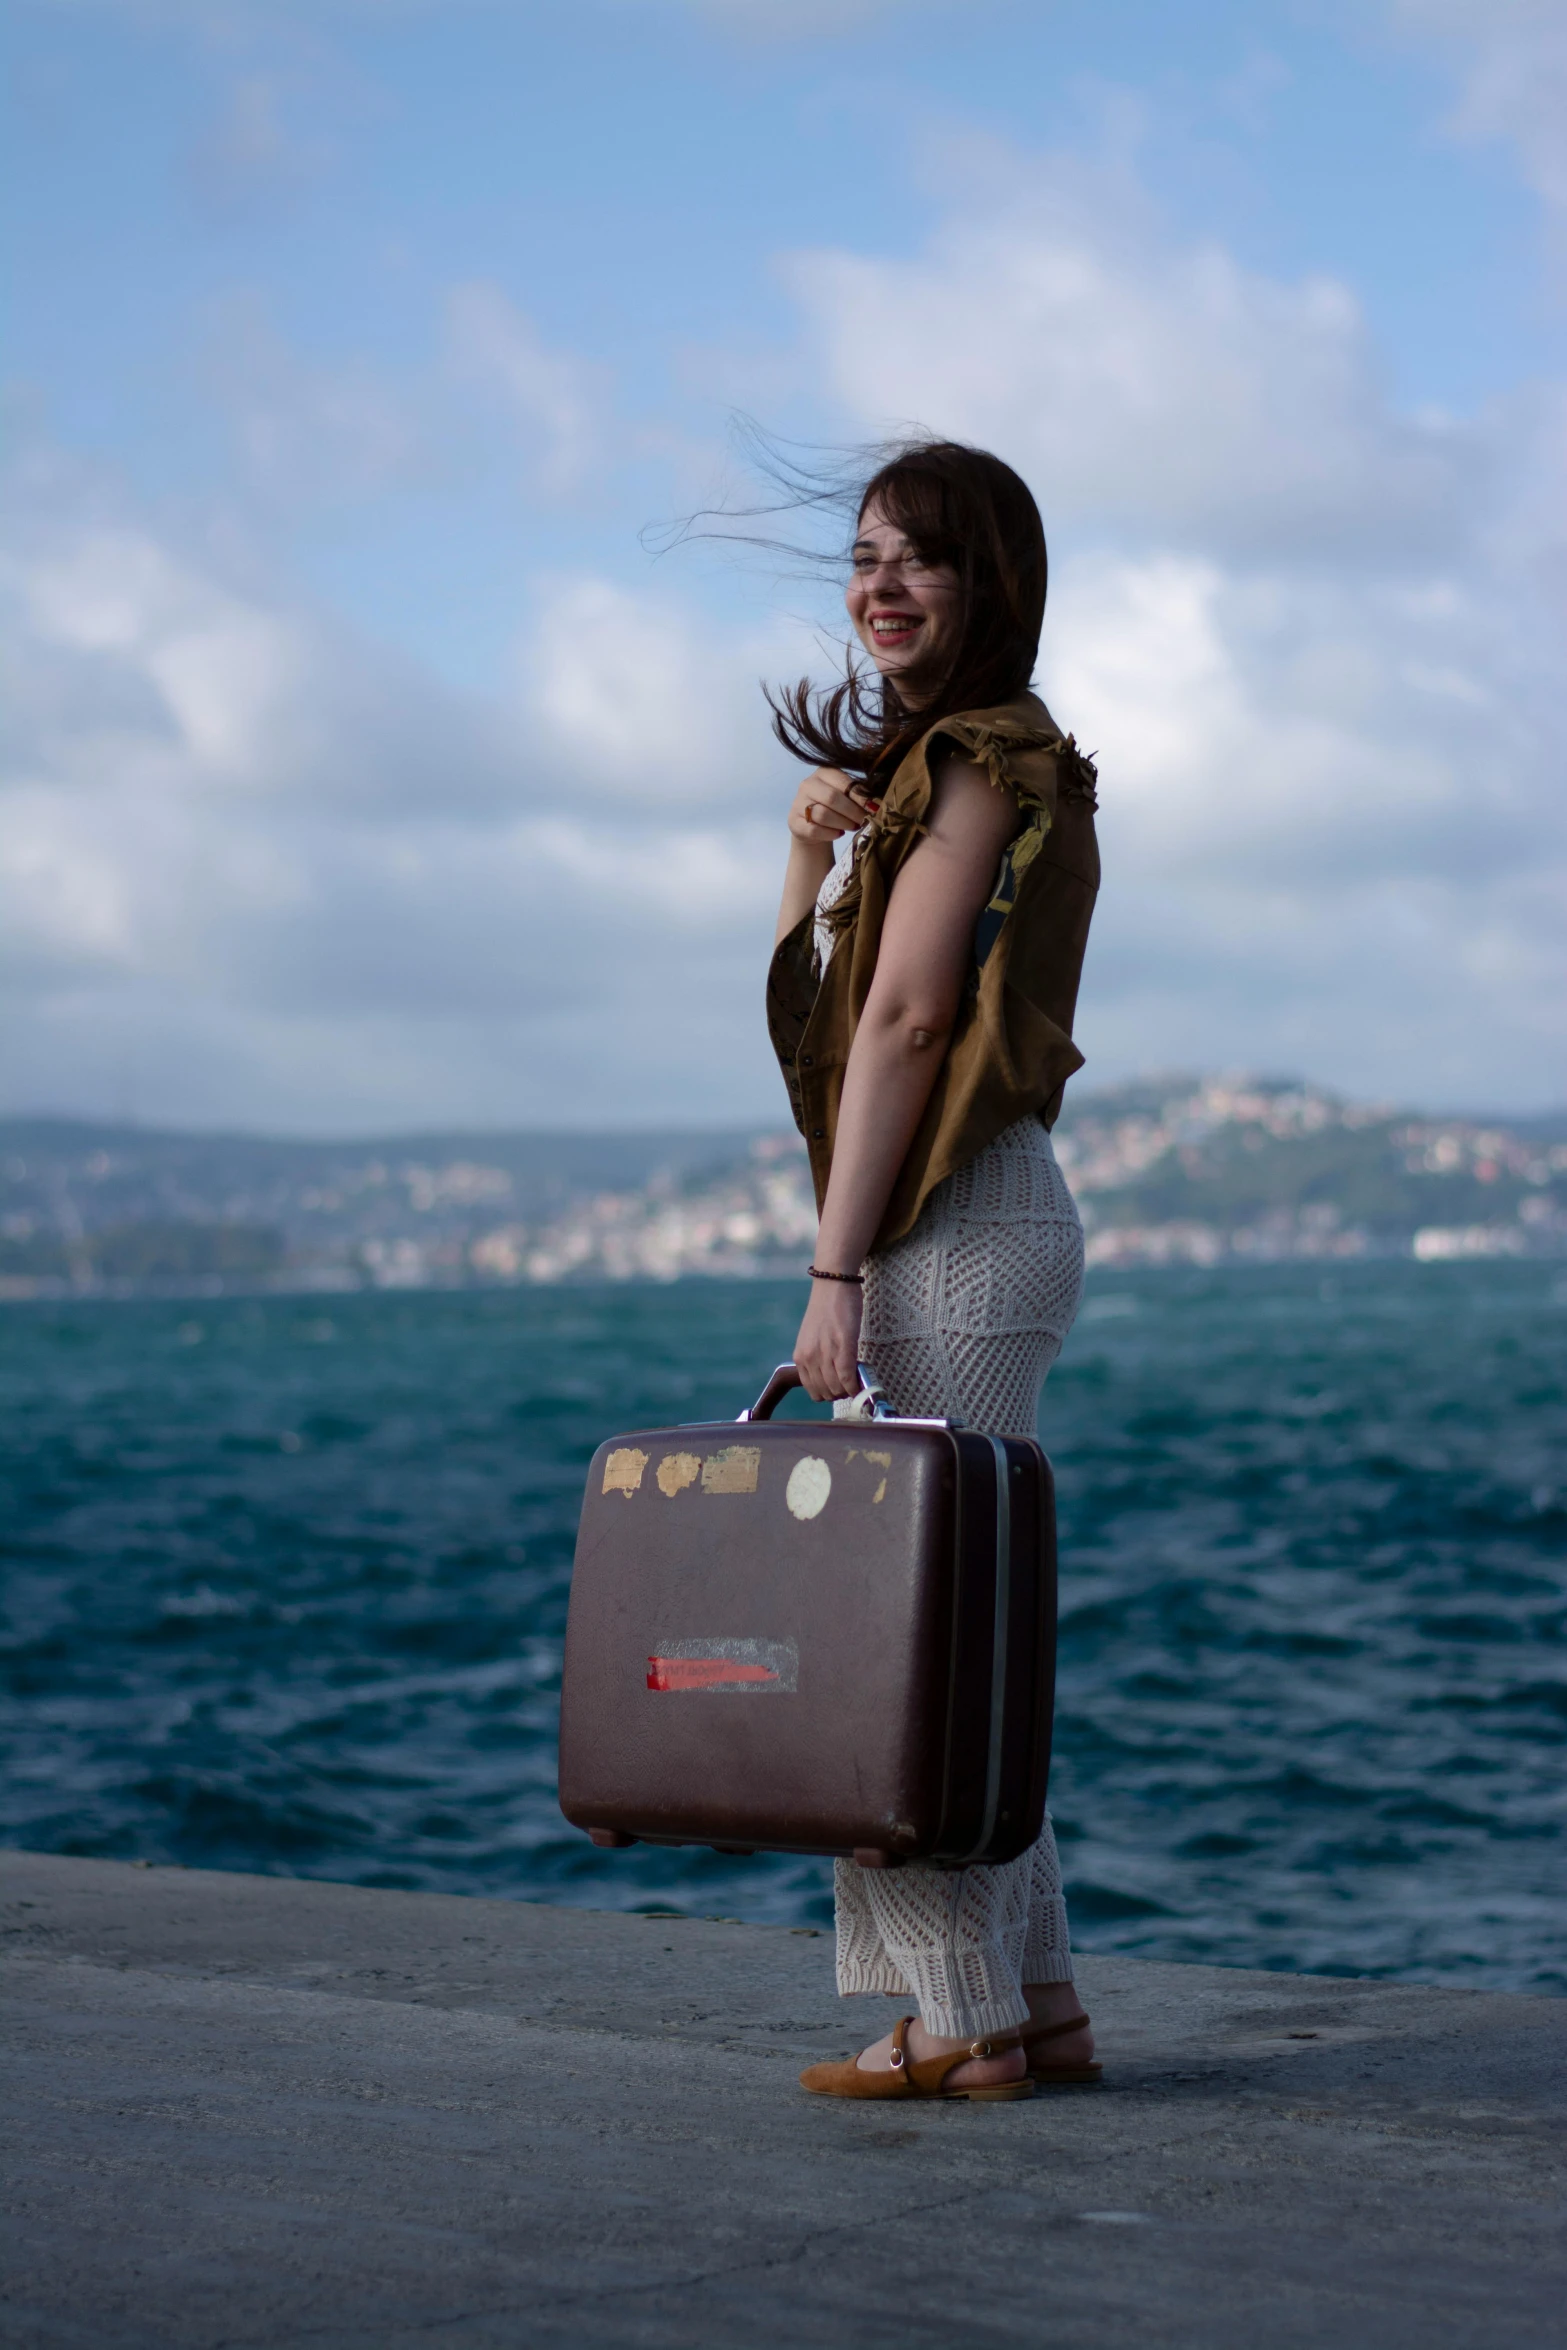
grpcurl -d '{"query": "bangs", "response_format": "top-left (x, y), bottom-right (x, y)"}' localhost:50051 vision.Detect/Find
top-left (859, 462), bottom-right (966, 569)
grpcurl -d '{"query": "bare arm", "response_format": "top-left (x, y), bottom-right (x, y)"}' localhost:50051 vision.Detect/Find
top-left (794, 757), bottom-right (1022, 1399)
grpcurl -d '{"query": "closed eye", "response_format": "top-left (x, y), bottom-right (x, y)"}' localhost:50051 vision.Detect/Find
top-left (851, 549), bottom-right (934, 573)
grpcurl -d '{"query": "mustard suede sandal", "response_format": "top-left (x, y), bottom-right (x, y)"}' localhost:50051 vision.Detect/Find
top-left (800, 2015), bottom-right (1034, 2101)
top-left (1019, 2010), bottom-right (1103, 2086)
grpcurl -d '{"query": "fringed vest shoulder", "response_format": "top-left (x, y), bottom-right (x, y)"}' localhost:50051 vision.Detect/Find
top-left (765, 692), bottom-right (1099, 1251)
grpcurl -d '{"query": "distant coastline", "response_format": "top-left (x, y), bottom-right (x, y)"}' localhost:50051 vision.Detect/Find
top-left (3, 1075), bottom-right (1565, 1299)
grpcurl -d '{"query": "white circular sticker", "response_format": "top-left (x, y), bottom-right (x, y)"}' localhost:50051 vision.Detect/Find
top-left (785, 1455), bottom-right (832, 1522)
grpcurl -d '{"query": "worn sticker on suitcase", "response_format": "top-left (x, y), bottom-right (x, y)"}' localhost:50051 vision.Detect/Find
top-left (646, 1637), bottom-right (798, 1694)
top-left (601, 1446), bottom-right (648, 1498)
top-left (784, 1456), bottom-right (831, 1520)
top-left (698, 1446), bottom-right (761, 1495)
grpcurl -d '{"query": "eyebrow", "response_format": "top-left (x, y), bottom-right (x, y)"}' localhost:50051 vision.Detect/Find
top-left (851, 534), bottom-right (913, 555)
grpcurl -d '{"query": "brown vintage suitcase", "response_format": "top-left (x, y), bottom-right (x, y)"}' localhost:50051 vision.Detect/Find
top-left (557, 1364), bottom-right (1058, 1869)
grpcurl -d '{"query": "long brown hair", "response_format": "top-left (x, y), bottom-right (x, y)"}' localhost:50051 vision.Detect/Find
top-left (766, 439), bottom-right (1048, 785)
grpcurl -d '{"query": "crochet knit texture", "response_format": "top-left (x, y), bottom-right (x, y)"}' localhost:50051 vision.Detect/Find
top-left (814, 842), bottom-right (1087, 2037)
top-left (831, 1110), bottom-right (1087, 2038)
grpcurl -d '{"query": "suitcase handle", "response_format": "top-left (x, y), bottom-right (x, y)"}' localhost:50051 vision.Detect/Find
top-left (738, 1362), bottom-right (893, 1423)
top-left (738, 1363), bottom-right (801, 1421)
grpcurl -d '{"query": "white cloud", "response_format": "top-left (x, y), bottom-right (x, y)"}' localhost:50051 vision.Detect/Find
top-left (198, 284), bottom-right (601, 509)
top-left (786, 152), bottom-right (1481, 561)
top-left (1393, 0), bottom-right (1567, 214)
top-left (782, 143), bottom-right (1566, 1108)
top-left (0, 467), bottom-right (799, 1129)
top-left (1045, 548), bottom-right (1566, 1102)
top-left (3, 514), bottom-right (515, 817)
top-left (5, 51), bottom-right (1563, 1128)
top-left (187, 70), bottom-right (328, 209)
top-left (521, 575), bottom-right (811, 809)
top-left (21, 530), bottom-right (306, 783)
top-left (446, 283), bottom-right (607, 493)
top-left (206, 296), bottom-right (422, 503)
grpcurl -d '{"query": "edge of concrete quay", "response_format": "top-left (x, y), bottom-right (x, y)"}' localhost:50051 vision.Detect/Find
top-left (3, 1849), bottom-right (1563, 2350)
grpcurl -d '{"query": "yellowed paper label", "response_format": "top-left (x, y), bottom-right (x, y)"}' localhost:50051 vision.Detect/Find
top-left (701, 1445), bottom-right (761, 1495)
top-left (846, 1445), bottom-right (891, 1501)
top-left (602, 1447), bottom-right (648, 1499)
top-left (656, 1451), bottom-right (701, 1497)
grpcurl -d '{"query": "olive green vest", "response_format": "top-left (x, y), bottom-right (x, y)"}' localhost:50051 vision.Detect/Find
top-left (765, 692), bottom-right (1099, 1254)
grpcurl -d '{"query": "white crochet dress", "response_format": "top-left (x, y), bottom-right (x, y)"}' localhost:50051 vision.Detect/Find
top-left (817, 845), bottom-right (1085, 2040)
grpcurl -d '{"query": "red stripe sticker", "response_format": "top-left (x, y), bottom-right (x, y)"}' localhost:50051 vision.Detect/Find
top-left (647, 1657), bottom-right (779, 1691)
top-left (644, 1636), bottom-right (798, 1694)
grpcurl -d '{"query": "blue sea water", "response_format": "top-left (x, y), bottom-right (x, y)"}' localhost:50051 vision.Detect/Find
top-left (1, 1263), bottom-right (1562, 1991)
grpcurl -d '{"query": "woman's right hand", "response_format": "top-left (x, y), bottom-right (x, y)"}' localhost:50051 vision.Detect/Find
top-left (786, 766), bottom-right (876, 850)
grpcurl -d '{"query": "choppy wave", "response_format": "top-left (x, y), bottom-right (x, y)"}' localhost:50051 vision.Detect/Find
top-left (1, 1263), bottom-right (1562, 1989)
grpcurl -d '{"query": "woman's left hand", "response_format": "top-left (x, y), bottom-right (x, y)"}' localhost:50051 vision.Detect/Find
top-left (793, 1278), bottom-right (864, 1402)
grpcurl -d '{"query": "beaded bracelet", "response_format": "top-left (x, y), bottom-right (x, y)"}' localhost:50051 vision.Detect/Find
top-left (807, 1264), bottom-right (863, 1283)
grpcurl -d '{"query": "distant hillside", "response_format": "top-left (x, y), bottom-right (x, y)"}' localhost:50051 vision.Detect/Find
top-left (0, 1121), bottom-right (761, 1292)
top-left (1, 1077), bottom-right (1563, 1294)
top-left (1052, 1076), bottom-right (1567, 1267)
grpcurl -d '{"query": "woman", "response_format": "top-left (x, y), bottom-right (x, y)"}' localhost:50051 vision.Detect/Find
top-left (764, 439), bottom-right (1101, 2102)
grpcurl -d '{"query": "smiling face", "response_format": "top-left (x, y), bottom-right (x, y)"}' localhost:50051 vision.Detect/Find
top-left (845, 496), bottom-right (961, 701)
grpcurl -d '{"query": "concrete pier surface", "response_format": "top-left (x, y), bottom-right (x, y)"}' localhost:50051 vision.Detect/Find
top-left (1, 1852), bottom-right (1562, 2350)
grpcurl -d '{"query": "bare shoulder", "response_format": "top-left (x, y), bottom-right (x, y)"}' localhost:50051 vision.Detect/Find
top-left (925, 752), bottom-right (1027, 852)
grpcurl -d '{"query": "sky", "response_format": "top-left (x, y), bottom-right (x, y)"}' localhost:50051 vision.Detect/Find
top-left (3, 0), bottom-right (1564, 1134)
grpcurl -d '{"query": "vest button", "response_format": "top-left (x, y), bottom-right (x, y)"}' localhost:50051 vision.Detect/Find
top-left (811, 1127), bottom-right (825, 1139)
top-left (800, 1054), bottom-right (813, 1066)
